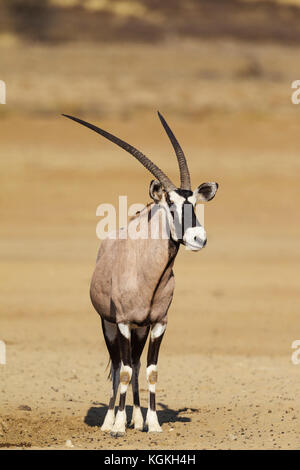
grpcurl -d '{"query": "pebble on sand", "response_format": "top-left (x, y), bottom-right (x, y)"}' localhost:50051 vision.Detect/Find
top-left (65, 439), bottom-right (74, 448)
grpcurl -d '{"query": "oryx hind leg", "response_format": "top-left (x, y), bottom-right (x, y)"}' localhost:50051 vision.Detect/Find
top-left (101, 319), bottom-right (120, 432)
top-left (130, 326), bottom-right (150, 430)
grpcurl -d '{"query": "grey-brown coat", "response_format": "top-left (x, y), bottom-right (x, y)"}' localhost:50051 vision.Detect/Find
top-left (63, 111), bottom-right (218, 436)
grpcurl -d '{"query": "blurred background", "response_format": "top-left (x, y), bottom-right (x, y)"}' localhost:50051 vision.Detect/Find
top-left (2, 0), bottom-right (300, 117)
top-left (1, 0), bottom-right (300, 449)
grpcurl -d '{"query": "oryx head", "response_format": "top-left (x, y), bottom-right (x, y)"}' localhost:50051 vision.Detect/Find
top-left (62, 111), bottom-right (218, 251)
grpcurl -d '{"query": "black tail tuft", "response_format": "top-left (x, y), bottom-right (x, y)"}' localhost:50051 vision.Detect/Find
top-left (105, 357), bottom-right (112, 381)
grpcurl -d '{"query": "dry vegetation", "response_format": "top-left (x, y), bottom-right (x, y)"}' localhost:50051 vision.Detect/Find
top-left (3, 0), bottom-right (300, 44)
top-left (0, 39), bottom-right (300, 119)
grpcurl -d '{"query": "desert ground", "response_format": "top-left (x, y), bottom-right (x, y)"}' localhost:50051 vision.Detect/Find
top-left (0, 40), bottom-right (300, 450)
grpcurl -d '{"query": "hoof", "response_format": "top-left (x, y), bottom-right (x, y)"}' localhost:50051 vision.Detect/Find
top-left (135, 424), bottom-right (144, 431)
top-left (110, 410), bottom-right (126, 437)
top-left (110, 431), bottom-right (125, 438)
top-left (147, 425), bottom-right (162, 433)
top-left (101, 423), bottom-right (114, 432)
top-left (130, 407), bottom-right (144, 431)
top-left (129, 421), bottom-right (144, 431)
top-left (146, 410), bottom-right (162, 433)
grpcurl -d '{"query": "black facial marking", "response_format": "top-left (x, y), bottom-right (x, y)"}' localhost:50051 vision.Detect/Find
top-left (182, 200), bottom-right (199, 234)
top-left (166, 189), bottom-right (200, 243)
top-left (176, 189), bottom-right (193, 198)
top-left (165, 191), bottom-right (172, 207)
top-left (165, 189), bottom-right (193, 209)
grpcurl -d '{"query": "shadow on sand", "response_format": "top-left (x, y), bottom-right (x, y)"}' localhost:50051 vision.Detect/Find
top-left (84, 403), bottom-right (194, 428)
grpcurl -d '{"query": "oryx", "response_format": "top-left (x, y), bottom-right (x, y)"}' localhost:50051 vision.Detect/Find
top-left (63, 112), bottom-right (218, 436)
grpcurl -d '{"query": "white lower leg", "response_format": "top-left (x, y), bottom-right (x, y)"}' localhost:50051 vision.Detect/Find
top-left (146, 364), bottom-right (162, 432)
top-left (101, 408), bottom-right (115, 431)
top-left (112, 408), bottom-right (127, 435)
top-left (131, 405), bottom-right (144, 430)
top-left (111, 363), bottom-right (132, 436)
top-left (101, 364), bottom-right (120, 432)
top-left (130, 362), bottom-right (144, 430)
top-left (146, 408), bottom-right (162, 432)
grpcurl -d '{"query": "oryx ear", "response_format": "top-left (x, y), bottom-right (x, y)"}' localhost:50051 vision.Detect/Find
top-left (149, 180), bottom-right (164, 203)
top-left (194, 182), bottom-right (218, 202)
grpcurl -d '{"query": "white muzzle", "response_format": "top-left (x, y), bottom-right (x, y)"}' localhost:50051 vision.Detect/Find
top-left (183, 226), bottom-right (207, 251)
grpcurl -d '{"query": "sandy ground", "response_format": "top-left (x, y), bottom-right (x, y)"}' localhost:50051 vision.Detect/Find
top-left (0, 107), bottom-right (300, 450)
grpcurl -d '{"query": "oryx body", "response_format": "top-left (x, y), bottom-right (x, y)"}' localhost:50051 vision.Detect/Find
top-left (63, 112), bottom-right (218, 436)
top-left (91, 203), bottom-right (178, 327)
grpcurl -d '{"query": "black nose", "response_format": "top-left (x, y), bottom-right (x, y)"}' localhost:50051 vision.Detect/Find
top-left (194, 236), bottom-right (207, 247)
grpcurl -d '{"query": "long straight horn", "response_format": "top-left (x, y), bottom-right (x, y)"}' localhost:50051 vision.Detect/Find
top-left (62, 114), bottom-right (176, 192)
top-left (157, 111), bottom-right (191, 190)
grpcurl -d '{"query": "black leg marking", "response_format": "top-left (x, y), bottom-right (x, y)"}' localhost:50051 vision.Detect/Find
top-left (149, 392), bottom-right (156, 411)
top-left (101, 319), bottom-right (121, 431)
top-left (102, 319), bottom-right (120, 369)
top-left (128, 326), bottom-right (150, 431)
top-left (147, 332), bottom-right (165, 367)
top-left (119, 392), bottom-right (126, 412)
top-left (110, 323), bottom-right (132, 436)
top-left (131, 326), bottom-right (150, 407)
top-left (146, 323), bottom-right (166, 432)
top-left (117, 324), bottom-right (131, 367)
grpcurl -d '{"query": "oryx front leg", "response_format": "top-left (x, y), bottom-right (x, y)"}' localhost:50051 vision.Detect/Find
top-left (110, 322), bottom-right (132, 437)
top-left (130, 326), bottom-right (149, 430)
top-left (146, 322), bottom-right (166, 433)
